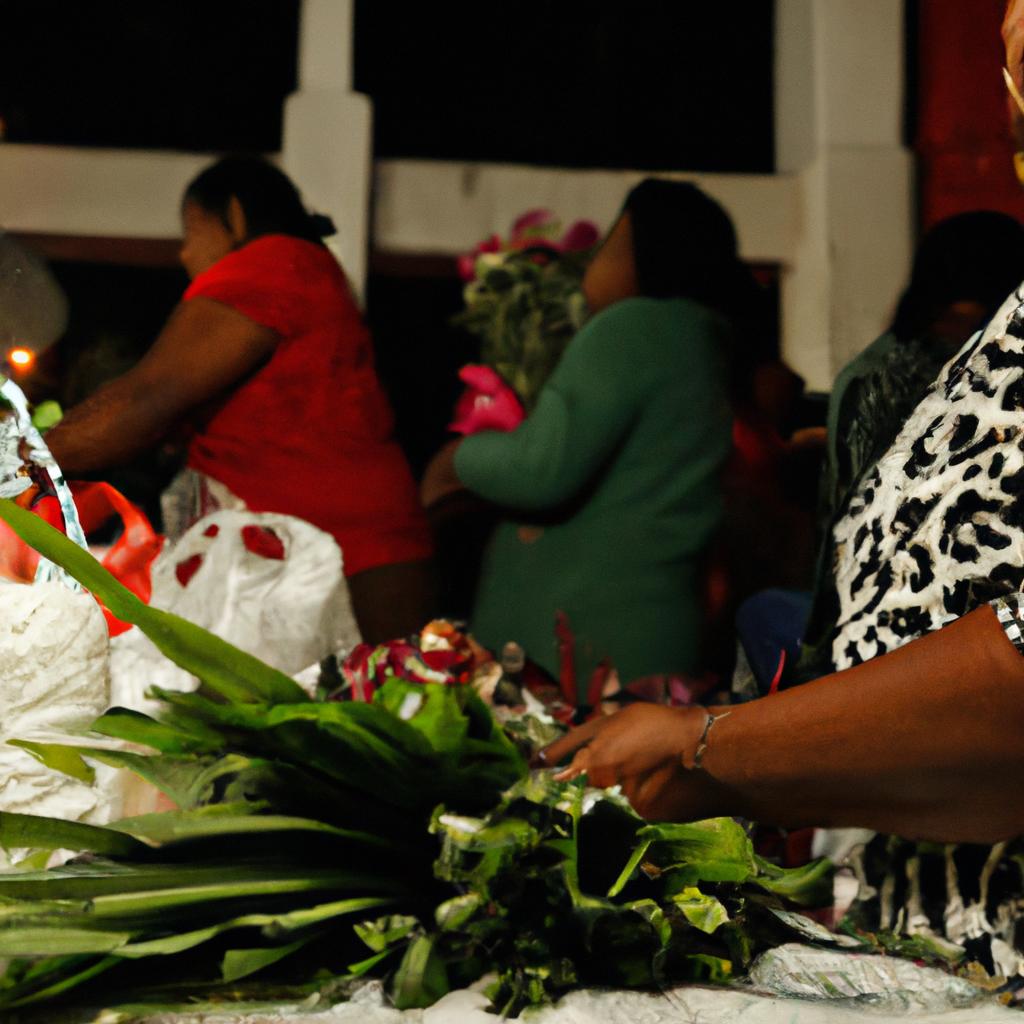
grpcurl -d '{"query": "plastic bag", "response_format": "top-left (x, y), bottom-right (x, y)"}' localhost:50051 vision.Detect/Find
top-left (0, 480), bottom-right (162, 636)
top-left (0, 581), bottom-right (118, 858)
top-left (110, 509), bottom-right (361, 712)
top-left (72, 481), bottom-right (164, 634)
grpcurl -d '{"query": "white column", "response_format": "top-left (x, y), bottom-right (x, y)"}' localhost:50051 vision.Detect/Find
top-left (776, 0), bottom-right (913, 390)
top-left (281, 0), bottom-right (372, 300)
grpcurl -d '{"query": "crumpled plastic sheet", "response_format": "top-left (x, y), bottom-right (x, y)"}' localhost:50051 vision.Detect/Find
top-left (72, 947), bottom-right (1021, 1024)
top-left (0, 580), bottom-right (120, 859)
top-left (0, 374), bottom-right (89, 588)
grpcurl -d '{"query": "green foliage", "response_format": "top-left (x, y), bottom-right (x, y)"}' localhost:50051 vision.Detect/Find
top-left (415, 776), bottom-right (833, 1016)
top-left (453, 248), bottom-right (590, 410)
top-left (0, 494), bottom-right (834, 1018)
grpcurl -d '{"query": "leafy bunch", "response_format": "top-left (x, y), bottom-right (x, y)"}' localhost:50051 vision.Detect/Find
top-left (418, 775), bottom-right (833, 1015)
top-left (0, 500), bottom-right (833, 1019)
top-left (453, 213), bottom-right (596, 410)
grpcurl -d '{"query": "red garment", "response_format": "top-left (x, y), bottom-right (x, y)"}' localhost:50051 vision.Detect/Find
top-left (184, 234), bottom-right (432, 577)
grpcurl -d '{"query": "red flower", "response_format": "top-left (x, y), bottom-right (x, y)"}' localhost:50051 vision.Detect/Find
top-left (448, 365), bottom-right (525, 436)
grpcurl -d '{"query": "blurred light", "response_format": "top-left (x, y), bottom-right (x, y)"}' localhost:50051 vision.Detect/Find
top-left (8, 348), bottom-right (34, 369)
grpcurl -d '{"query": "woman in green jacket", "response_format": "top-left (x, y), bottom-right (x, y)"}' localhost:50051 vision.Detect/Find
top-left (430, 181), bottom-right (756, 698)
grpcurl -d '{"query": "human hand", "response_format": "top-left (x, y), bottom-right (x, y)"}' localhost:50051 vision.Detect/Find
top-left (449, 365), bottom-right (525, 436)
top-left (420, 439), bottom-right (464, 508)
top-left (787, 426), bottom-right (827, 453)
top-left (540, 703), bottom-right (733, 821)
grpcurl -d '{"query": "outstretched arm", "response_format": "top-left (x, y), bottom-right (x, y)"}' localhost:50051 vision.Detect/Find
top-left (543, 604), bottom-right (1024, 844)
top-left (45, 297), bottom-right (276, 475)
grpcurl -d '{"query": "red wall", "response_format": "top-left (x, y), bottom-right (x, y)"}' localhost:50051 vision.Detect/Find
top-left (917, 0), bottom-right (1024, 228)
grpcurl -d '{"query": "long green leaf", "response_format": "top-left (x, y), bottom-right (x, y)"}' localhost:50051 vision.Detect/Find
top-left (0, 955), bottom-right (119, 1011)
top-left (91, 706), bottom-right (224, 754)
top-left (8, 739), bottom-right (95, 783)
top-left (0, 926), bottom-right (132, 956)
top-left (0, 862), bottom-right (402, 904)
top-left (0, 498), bottom-right (308, 705)
top-left (111, 807), bottom-right (396, 852)
top-left (0, 812), bottom-right (150, 858)
top-left (115, 896), bottom-right (393, 957)
top-left (391, 934), bottom-right (450, 1011)
top-left (221, 937), bottom-right (310, 982)
top-left (66, 748), bottom-right (251, 810)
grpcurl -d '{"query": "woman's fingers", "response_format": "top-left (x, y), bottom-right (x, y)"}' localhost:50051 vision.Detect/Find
top-left (553, 746), bottom-right (590, 781)
top-left (553, 744), bottom-right (622, 789)
top-left (540, 713), bottom-right (612, 766)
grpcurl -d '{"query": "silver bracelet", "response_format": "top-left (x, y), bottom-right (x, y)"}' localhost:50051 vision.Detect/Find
top-left (690, 710), bottom-right (731, 771)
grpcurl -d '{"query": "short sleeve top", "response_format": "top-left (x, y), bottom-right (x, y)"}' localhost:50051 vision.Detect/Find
top-left (183, 234), bottom-right (431, 576)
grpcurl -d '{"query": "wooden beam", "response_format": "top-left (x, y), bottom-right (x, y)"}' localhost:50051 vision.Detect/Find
top-left (8, 232), bottom-right (182, 268)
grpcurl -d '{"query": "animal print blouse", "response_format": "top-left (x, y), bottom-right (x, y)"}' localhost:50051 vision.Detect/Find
top-left (830, 284), bottom-right (1024, 670)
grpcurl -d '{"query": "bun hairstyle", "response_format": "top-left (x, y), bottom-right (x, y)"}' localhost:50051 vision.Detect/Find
top-left (184, 156), bottom-right (334, 246)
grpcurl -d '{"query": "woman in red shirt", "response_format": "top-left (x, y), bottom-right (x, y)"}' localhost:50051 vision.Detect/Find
top-left (45, 157), bottom-right (434, 643)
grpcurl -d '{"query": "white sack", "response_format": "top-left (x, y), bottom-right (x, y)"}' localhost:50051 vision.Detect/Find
top-left (110, 510), bottom-right (360, 711)
top-left (0, 580), bottom-right (114, 826)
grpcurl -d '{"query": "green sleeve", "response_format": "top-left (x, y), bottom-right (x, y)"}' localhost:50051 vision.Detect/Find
top-left (454, 300), bottom-right (660, 511)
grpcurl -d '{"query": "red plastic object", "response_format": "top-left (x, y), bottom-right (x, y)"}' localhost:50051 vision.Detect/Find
top-left (0, 480), bottom-right (163, 635)
top-left (240, 524), bottom-right (286, 560)
top-left (71, 481), bottom-right (164, 635)
top-left (554, 610), bottom-right (578, 707)
top-left (175, 554), bottom-right (204, 588)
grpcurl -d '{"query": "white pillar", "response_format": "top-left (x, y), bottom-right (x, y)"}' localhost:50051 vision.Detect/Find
top-left (776, 0), bottom-right (913, 390)
top-left (281, 0), bottom-right (372, 300)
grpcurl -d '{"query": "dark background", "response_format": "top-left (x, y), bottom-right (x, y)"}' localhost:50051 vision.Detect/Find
top-left (0, 1), bottom-right (776, 172)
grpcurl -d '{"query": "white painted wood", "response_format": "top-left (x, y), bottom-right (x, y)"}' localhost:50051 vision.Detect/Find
top-left (0, 144), bottom-right (211, 238)
top-left (373, 160), bottom-right (799, 265)
top-left (297, 0), bottom-right (353, 91)
top-left (775, 0), bottom-right (913, 387)
top-left (283, 0), bottom-right (371, 298)
top-left (282, 89), bottom-right (373, 297)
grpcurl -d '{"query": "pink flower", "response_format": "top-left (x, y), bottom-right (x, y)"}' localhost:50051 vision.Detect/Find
top-left (448, 365), bottom-right (525, 436)
top-left (457, 212), bottom-right (600, 282)
top-left (559, 220), bottom-right (601, 252)
top-left (510, 209), bottom-right (558, 246)
top-left (457, 233), bottom-right (503, 282)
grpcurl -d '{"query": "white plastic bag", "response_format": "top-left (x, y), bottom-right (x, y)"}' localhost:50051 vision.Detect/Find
top-left (0, 580), bottom-right (116, 830)
top-left (110, 510), bottom-right (361, 711)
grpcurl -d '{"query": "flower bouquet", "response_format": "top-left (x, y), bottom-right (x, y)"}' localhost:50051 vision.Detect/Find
top-left (453, 210), bottom-right (599, 412)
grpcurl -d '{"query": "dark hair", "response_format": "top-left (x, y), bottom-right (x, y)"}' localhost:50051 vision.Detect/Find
top-left (890, 210), bottom-right (1024, 342)
top-left (622, 178), bottom-right (772, 362)
top-left (183, 156), bottom-right (335, 246)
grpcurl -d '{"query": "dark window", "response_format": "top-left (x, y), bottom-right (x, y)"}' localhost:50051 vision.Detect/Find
top-left (355, 2), bottom-right (775, 172)
top-left (0, 1), bottom-right (300, 152)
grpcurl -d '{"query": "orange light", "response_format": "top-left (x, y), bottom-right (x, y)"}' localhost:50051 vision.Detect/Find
top-left (8, 348), bottom-right (34, 368)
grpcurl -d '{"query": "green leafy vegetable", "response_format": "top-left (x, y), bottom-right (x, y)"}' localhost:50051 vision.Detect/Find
top-left (0, 495), bottom-right (835, 1018)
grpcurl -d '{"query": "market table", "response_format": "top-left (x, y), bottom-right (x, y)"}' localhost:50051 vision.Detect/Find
top-left (56, 947), bottom-right (1022, 1024)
